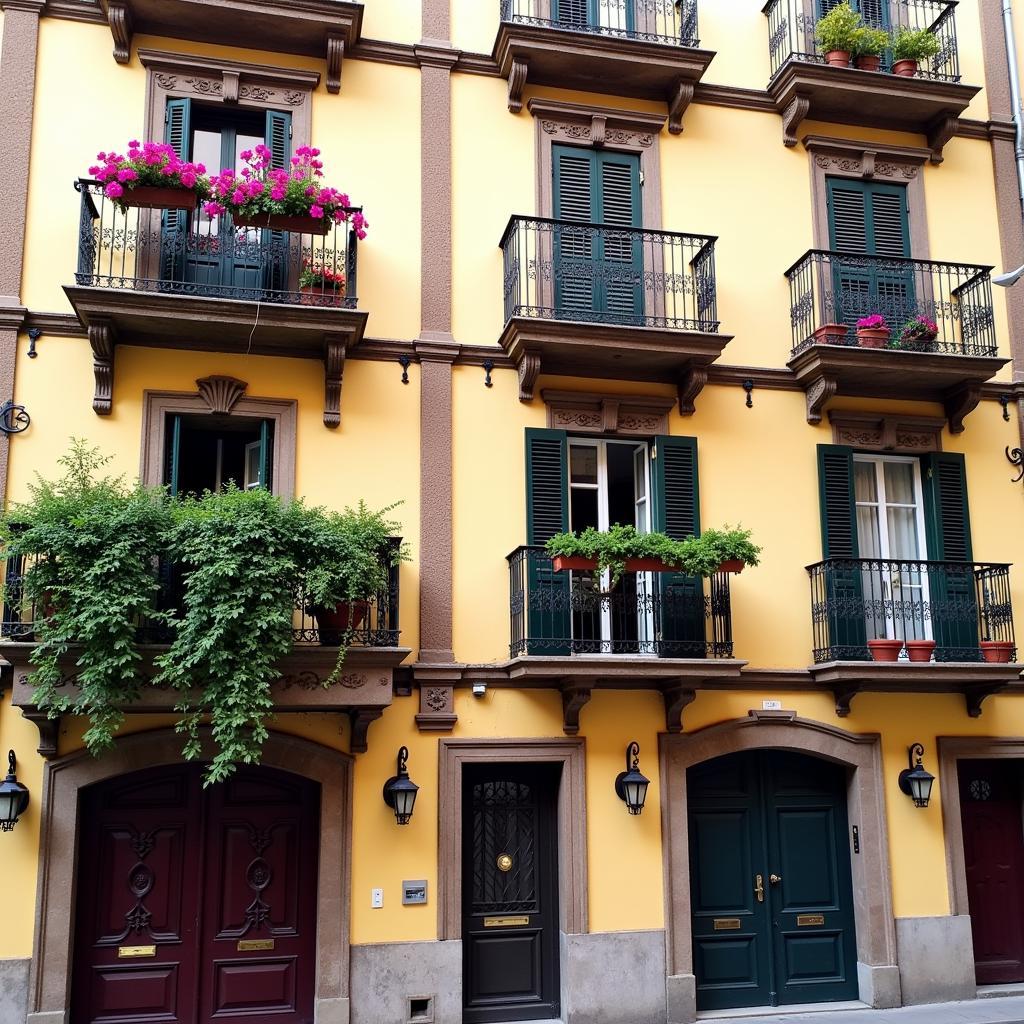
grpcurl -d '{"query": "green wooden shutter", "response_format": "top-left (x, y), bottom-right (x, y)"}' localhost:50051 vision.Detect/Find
top-left (816, 0), bottom-right (888, 26)
top-left (162, 98), bottom-right (192, 282)
top-left (556, 0), bottom-right (592, 28)
top-left (258, 419), bottom-right (271, 491)
top-left (597, 151), bottom-right (642, 322)
top-left (167, 414), bottom-right (182, 497)
top-left (553, 146), bottom-right (598, 317)
top-left (922, 453), bottom-right (979, 660)
top-left (650, 435), bottom-right (705, 657)
top-left (264, 110), bottom-right (293, 293)
top-left (816, 445), bottom-right (868, 659)
top-left (525, 428), bottom-right (570, 655)
top-left (265, 109), bottom-right (291, 170)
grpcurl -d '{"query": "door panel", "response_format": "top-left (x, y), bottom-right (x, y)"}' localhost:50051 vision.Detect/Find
top-left (959, 760), bottom-right (1024, 984)
top-left (462, 764), bottom-right (561, 1024)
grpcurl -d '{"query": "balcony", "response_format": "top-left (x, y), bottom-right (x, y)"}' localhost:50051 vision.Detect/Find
top-left (499, 217), bottom-right (730, 408)
top-left (66, 181), bottom-right (367, 425)
top-left (1, 543), bottom-right (406, 755)
top-left (785, 250), bottom-right (1005, 430)
top-left (97, 0), bottom-right (361, 91)
top-left (806, 558), bottom-right (1023, 716)
top-left (506, 547), bottom-right (744, 732)
top-left (493, 0), bottom-right (714, 130)
top-left (762, 0), bottom-right (979, 156)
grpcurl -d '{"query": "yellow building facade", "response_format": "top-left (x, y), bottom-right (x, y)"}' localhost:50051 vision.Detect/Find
top-left (0, 1), bottom-right (1023, 1022)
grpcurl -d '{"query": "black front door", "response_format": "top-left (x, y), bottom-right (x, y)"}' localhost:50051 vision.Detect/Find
top-left (462, 763), bottom-right (560, 1023)
top-left (689, 750), bottom-right (859, 1011)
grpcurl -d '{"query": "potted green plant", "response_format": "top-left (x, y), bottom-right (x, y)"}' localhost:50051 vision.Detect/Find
top-left (892, 316), bottom-right (938, 352)
top-left (856, 314), bottom-right (890, 347)
top-left (695, 526), bottom-right (762, 575)
top-left (816, 2), bottom-right (861, 67)
top-left (852, 25), bottom-right (890, 72)
top-left (891, 26), bottom-right (940, 76)
top-left (299, 260), bottom-right (346, 307)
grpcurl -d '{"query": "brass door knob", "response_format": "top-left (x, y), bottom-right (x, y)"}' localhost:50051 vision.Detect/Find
top-left (769, 873), bottom-right (782, 885)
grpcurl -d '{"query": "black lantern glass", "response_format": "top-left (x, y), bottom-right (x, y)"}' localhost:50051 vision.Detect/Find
top-left (0, 750), bottom-right (30, 831)
top-left (898, 743), bottom-right (935, 809)
top-left (382, 746), bottom-right (419, 825)
top-left (614, 741), bottom-right (650, 815)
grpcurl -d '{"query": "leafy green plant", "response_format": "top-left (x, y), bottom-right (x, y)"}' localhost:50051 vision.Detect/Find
top-left (852, 26), bottom-right (890, 58)
top-left (816, 2), bottom-right (862, 54)
top-left (892, 26), bottom-right (940, 62)
top-left (1, 441), bottom-right (171, 755)
top-left (545, 524), bottom-right (760, 587)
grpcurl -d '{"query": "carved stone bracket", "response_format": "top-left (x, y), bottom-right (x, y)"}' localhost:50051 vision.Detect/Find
top-left (828, 410), bottom-right (944, 453)
top-left (196, 375), bottom-right (248, 414)
top-left (88, 320), bottom-right (116, 416)
top-left (508, 58), bottom-right (528, 114)
top-left (323, 336), bottom-right (347, 428)
top-left (561, 685), bottom-right (592, 735)
top-left (543, 389), bottom-right (674, 436)
top-left (832, 685), bottom-right (860, 718)
top-left (662, 685), bottom-right (696, 734)
top-left (945, 383), bottom-right (982, 434)
top-left (927, 114), bottom-right (959, 164)
top-left (966, 685), bottom-right (1004, 719)
top-left (21, 709), bottom-right (59, 759)
top-left (518, 351), bottom-right (542, 402)
top-left (326, 33), bottom-right (345, 94)
top-left (804, 375), bottom-right (838, 426)
top-left (107, 0), bottom-right (133, 64)
top-left (668, 79), bottom-right (695, 135)
top-left (781, 93), bottom-right (811, 147)
top-left (677, 366), bottom-right (708, 416)
top-left (414, 683), bottom-right (457, 733)
top-left (348, 708), bottom-right (384, 754)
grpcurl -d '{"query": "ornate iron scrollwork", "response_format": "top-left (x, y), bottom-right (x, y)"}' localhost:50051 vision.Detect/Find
top-left (0, 401), bottom-right (30, 435)
top-left (1007, 446), bottom-right (1024, 484)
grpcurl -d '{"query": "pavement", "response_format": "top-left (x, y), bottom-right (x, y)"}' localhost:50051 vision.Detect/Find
top-left (696, 994), bottom-right (1024, 1024)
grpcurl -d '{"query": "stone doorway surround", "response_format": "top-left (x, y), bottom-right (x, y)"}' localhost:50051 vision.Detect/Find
top-left (659, 710), bottom-right (901, 1024)
top-left (25, 728), bottom-right (353, 1024)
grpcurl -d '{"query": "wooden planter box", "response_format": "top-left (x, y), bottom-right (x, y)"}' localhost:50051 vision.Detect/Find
top-left (235, 212), bottom-right (330, 235)
top-left (122, 185), bottom-right (198, 211)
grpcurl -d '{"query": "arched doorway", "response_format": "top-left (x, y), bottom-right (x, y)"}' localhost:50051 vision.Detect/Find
top-left (687, 749), bottom-right (858, 1011)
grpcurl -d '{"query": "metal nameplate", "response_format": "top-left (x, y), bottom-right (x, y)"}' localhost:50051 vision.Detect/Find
top-left (713, 919), bottom-right (741, 931)
top-left (483, 916), bottom-right (529, 928)
top-left (118, 945), bottom-right (156, 958)
top-left (237, 939), bottom-right (275, 951)
top-left (797, 914), bottom-right (825, 927)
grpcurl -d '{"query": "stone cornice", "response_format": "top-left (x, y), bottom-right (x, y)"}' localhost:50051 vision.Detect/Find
top-left (138, 48), bottom-right (321, 90)
top-left (527, 96), bottom-right (667, 135)
top-left (802, 134), bottom-right (932, 167)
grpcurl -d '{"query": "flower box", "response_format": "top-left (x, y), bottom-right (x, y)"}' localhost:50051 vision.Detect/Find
top-left (867, 638), bottom-right (903, 662)
top-left (717, 559), bottom-right (745, 574)
top-left (122, 185), bottom-right (198, 211)
top-left (234, 212), bottom-right (330, 236)
top-left (552, 555), bottom-right (597, 572)
top-left (299, 286), bottom-right (344, 307)
top-left (625, 557), bottom-right (676, 573)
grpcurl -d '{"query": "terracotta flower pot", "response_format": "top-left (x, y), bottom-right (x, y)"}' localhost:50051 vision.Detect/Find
top-left (904, 639), bottom-right (936, 663)
top-left (717, 559), bottom-right (745, 574)
top-left (121, 185), bottom-right (198, 211)
top-left (892, 58), bottom-right (918, 77)
top-left (980, 641), bottom-right (1015, 664)
top-left (299, 285), bottom-right (343, 307)
top-left (855, 55), bottom-right (882, 72)
top-left (234, 212), bottom-right (330, 236)
top-left (825, 50), bottom-right (851, 67)
top-left (314, 600), bottom-right (369, 645)
top-left (867, 638), bottom-right (903, 662)
top-left (813, 322), bottom-right (850, 345)
top-left (857, 327), bottom-right (891, 348)
top-left (552, 555), bottom-right (597, 573)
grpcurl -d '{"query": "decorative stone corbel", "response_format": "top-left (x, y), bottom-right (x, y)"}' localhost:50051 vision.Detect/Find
top-left (966, 685), bottom-right (1003, 719)
top-left (945, 383), bottom-right (982, 434)
top-left (414, 683), bottom-right (457, 732)
top-left (323, 335), bottom-right (347, 428)
top-left (507, 58), bottom-right (529, 113)
top-left (21, 709), bottom-right (59, 759)
top-left (677, 366), bottom-right (708, 415)
top-left (804, 374), bottom-right (838, 425)
top-left (927, 114), bottom-right (958, 164)
top-left (88, 320), bottom-right (116, 416)
top-left (327, 33), bottom-right (345, 94)
top-left (518, 351), bottom-right (541, 402)
top-left (348, 707), bottom-right (384, 754)
top-left (663, 684), bottom-right (696, 733)
top-left (668, 79), bottom-right (695, 135)
top-left (107, 0), bottom-right (133, 64)
top-left (222, 70), bottom-right (240, 103)
top-left (561, 685), bottom-right (591, 735)
top-left (781, 92), bottom-right (811, 148)
top-left (196, 375), bottom-right (247, 414)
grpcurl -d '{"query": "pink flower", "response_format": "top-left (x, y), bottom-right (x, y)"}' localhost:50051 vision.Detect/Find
top-left (309, 204), bottom-right (324, 219)
top-left (105, 182), bottom-right (124, 198)
top-left (231, 188), bottom-right (245, 205)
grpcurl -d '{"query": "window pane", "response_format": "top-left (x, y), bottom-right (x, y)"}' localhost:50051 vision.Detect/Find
top-left (857, 506), bottom-right (881, 558)
top-left (886, 507), bottom-right (921, 561)
top-left (570, 444), bottom-right (598, 485)
top-left (570, 487), bottom-right (598, 532)
top-left (854, 461), bottom-right (877, 503)
top-left (883, 461), bottom-right (916, 505)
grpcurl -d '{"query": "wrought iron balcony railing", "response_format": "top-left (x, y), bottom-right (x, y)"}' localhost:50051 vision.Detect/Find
top-left (508, 546), bottom-right (733, 658)
top-left (0, 541), bottom-right (402, 649)
top-left (786, 250), bottom-right (996, 357)
top-left (764, 0), bottom-right (961, 82)
top-left (74, 179), bottom-right (360, 308)
top-left (807, 558), bottom-right (1014, 664)
top-left (501, 216), bottom-right (720, 331)
top-left (500, 0), bottom-right (699, 47)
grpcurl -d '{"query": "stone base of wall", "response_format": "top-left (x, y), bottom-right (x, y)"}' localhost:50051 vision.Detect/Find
top-left (666, 972), bottom-right (696, 1024)
top-left (896, 915), bottom-right (976, 1005)
top-left (350, 940), bottom-right (462, 1024)
top-left (0, 960), bottom-right (29, 1024)
top-left (857, 961), bottom-right (902, 1008)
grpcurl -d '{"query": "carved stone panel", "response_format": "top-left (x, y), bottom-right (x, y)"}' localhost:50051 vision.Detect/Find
top-left (543, 389), bottom-right (674, 436)
top-left (829, 411), bottom-right (945, 453)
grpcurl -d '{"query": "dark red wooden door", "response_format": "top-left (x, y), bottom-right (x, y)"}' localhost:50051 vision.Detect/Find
top-left (959, 759), bottom-right (1024, 984)
top-left (73, 764), bottom-right (319, 1024)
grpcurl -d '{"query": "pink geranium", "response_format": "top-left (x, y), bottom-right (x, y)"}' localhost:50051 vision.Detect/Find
top-left (856, 314), bottom-right (888, 330)
top-left (87, 141), bottom-right (209, 206)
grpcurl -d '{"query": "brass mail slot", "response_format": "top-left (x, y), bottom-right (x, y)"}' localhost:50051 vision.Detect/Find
top-left (483, 916), bottom-right (530, 928)
top-left (797, 914), bottom-right (825, 927)
top-left (238, 939), bottom-right (275, 951)
top-left (713, 918), bottom-right (741, 931)
top-left (118, 945), bottom-right (156, 959)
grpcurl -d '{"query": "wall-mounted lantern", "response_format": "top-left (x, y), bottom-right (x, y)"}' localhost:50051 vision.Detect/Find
top-left (383, 745), bottom-right (419, 825)
top-left (615, 741), bottom-right (650, 816)
top-left (898, 743), bottom-right (935, 809)
top-left (0, 751), bottom-right (30, 831)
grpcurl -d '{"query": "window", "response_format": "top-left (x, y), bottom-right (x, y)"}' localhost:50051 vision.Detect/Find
top-left (165, 413), bottom-right (273, 496)
top-left (817, 0), bottom-right (888, 28)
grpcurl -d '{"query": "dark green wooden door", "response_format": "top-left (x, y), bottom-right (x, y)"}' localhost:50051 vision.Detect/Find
top-left (690, 750), bottom-right (859, 1011)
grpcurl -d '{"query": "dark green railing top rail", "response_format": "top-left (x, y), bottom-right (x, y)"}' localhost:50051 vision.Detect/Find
top-left (500, 0), bottom-right (700, 48)
top-left (500, 216), bottom-right (720, 331)
top-left (763, 0), bottom-right (961, 83)
top-left (507, 545), bottom-right (734, 659)
top-left (785, 249), bottom-right (996, 357)
top-left (74, 179), bottom-right (361, 308)
top-left (807, 557), bottom-right (1014, 664)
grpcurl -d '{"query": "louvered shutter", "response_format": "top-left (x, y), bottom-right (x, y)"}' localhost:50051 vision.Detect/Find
top-left (553, 147), bottom-right (597, 317)
top-left (922, 453), bottom-right (979, 660)
top-left (263, 110), bottom-right (293, 293)
top-left (650, 436), bottom-right (706, 657)
top-left (525, 428), bottom-right (570, 655)
top-left (162, 98), bottom-right (192, 283)
top-left (556, 0), bottom-right (591, 28)
top-left (816, 0), bottom-right (888, 25)
top-left (598, 154), bottom-right (642, 323)
top-left (816, 445), bottom-right (868, 659)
